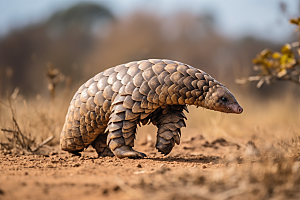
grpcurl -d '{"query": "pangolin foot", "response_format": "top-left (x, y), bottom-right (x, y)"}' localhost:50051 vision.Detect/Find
top-left (97, 147), bottom-right (114, 157)
top-left (113, 146), bottom-right (147, 159)
top-left (156, 142), bottom-right (174, 156)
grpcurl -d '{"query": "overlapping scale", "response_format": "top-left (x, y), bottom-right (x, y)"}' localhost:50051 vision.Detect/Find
top-left (61, 58), bottom-right (221, 157)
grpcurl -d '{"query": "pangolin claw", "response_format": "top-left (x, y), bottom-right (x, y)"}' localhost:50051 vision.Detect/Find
top-left (156, 143), bottom-right (174, 156)
top-left (98, 147), bottom-right (114, 157)
top-left (113, 146), bottom-right (147, 159)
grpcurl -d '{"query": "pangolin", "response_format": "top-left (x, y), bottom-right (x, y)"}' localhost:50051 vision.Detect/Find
top-left (60, 59), bottom-right (243, 158)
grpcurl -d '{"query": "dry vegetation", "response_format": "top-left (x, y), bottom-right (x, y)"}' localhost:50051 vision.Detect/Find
top-left (1, 93), bottom-right (300, 200)
top-left (237, 18), bottom-right (300, 88)
top-left (1, 2), bottom-right (300, 200)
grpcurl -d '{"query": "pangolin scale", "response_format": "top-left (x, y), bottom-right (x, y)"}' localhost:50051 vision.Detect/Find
top-left (60, 59), bottom-right (243, 158)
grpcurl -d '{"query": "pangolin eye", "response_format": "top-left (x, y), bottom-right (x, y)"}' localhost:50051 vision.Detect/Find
top-left (221, 97), bottom-right (227, 102)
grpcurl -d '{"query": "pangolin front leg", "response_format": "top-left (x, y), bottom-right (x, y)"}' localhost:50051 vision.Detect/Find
top-left (106, 104), bottom-right (147, 158)
top-left (152, 105), bottom-right (187, 155)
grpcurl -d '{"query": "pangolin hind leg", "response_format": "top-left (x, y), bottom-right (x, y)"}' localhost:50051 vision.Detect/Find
top-left (153, 105), bottom-right (187, 155)
top-left (106, 111), bottom-right (146, 159)
top-left (91, 134), bottom-right (114, 157)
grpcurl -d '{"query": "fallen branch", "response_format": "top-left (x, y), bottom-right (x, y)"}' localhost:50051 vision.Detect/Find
top-left (32, 136), bottom-right (54, 152)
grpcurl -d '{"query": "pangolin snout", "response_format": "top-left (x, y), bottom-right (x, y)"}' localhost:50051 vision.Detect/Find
top-left (237, 106), bottom-right (243, 114)
top-left (227, 104), bottom-right (243, 114)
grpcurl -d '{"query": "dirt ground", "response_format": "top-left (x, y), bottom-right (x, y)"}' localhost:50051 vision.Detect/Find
top-left (0, 134), bottom-right (243, 200)
top-left (1, 100), bottom-right (300, 200)
top-left (1, 131), bottom-right (300, 200)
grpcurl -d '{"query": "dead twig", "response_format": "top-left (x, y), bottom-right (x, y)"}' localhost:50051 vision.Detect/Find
top-left (31, 136), bottom-right (54, 152)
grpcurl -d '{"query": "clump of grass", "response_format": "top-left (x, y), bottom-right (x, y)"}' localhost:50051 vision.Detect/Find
top-left (0, 96), bottom-right (56, 154)
top-left (0, 63), bottom-right (72, 155)
top-left (0, 98), bottom-right (35, 154)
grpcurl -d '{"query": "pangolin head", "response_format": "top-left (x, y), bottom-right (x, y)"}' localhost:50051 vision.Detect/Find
top-left (201, 85), bottom-right (243, 114)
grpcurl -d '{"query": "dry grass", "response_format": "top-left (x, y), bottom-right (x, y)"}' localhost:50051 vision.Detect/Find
top-left (0, 98), bottom-right (35, 153)
top-left (0, 88), bottom-right (69, 153)
top-left (1, 85), bottom-right (299, 154)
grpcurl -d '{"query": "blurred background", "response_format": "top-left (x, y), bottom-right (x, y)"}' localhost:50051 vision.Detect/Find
top-left (0, 0), bottom-right (299, 99)
top-left (1, 0), bottom-right (300, 145)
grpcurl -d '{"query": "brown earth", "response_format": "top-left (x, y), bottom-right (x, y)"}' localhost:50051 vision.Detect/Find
top-left (0, 134), bottom-right (244, 200)
top-left (1, 68), bottom-right (300, 199)
top-left (2, 132), bottom-right (300, 200)
top-left (1, 101), bottom-right (300, 200)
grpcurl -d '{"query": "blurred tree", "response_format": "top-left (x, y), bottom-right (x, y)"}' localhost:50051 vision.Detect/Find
top-left (48, 3), bottom-right (113, 26)
top-left (47, 3), bottom-right (114, 37)
top-left (0, 3), bottom-right (114, 97)
top-left (0, 3), bottom-right (285, 100)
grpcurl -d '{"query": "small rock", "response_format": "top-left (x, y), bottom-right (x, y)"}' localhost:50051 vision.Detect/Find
top-left (79, 157), bottom-right (85, 161)
top-left (113, 186), bottom-right (120, 191)
top-left (133, 171), bottom-right (146, 174)
top-left (4, 150), bottom-right (11, 155)
top-left (212, 138), bottom-right (228, 146)
top-left (102, 189), bottom-right (109, 195)
top-left (160, 164), bottom-right (167, 169)
top-left (245, 141), bottom-right (260, 157)
top-left (46, 164), bottom-right (54, 168)
top-left (156, 164), bottom-right (170, 174)
top-left (202, 165), bottom-right (207, 169)
top-left (72, 163), bottom-right (81, 167)
top-left (50, 160), bottom-right (59, 164)
top-left (136, 164), bottom-right (142, 168)
top-left (49, 151), bottom-right (58, 156)
top-left (183, 146), bottom-right (195, 150)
